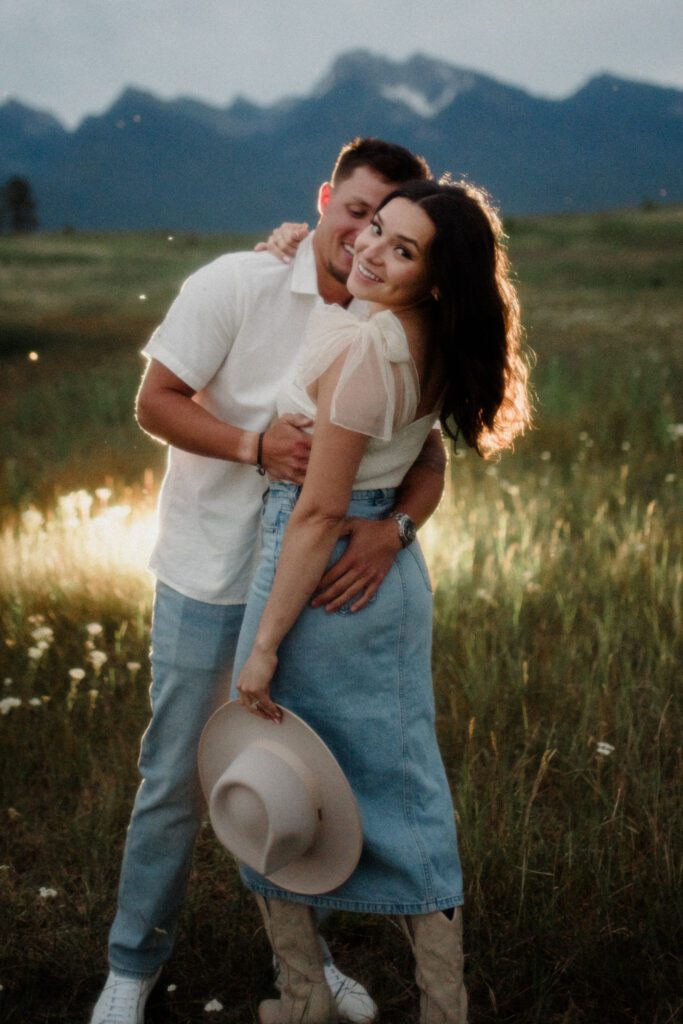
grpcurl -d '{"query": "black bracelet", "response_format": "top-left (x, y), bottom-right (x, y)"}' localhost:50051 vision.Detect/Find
top-left (256, 432), bottom-right (266, 476)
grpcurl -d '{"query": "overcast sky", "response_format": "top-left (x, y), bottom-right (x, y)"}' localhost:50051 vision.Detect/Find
top-left (2, 0), bottom-right (681, 128)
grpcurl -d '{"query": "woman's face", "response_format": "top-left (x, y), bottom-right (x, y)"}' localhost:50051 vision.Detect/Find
top-left (348, 197), bottom-right (435, 312)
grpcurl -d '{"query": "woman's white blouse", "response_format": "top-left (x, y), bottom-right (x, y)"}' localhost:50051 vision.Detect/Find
top-left (277, 304), bottom-right (438, 489)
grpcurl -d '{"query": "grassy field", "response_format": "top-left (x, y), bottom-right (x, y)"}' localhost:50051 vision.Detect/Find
top-left (0, 207), bottom-right (681, 1023)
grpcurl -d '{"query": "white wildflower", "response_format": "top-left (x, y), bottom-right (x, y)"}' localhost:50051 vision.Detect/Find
top-left (666, 423), bottom-right (683, 440)
top-left (38, 887), bottom-right (58, 899)
top-left (31, 626), bottom-right (54, 643)
top-left (4, 678), bottom-right (12, 687)
top-left (27, 646), bottom-right (43, 662)
top-left (204, 1000), bottom-right (224, 1013)
top-left (69, 668), bottom-right (86, 682)
top-left (540, 450), bottom-right (551, 461)
top-left (665, 473), bottom-right (676, 483)
top-left (36, 640), bottom-right (50, 652)
top-left (29, 698), bottom-right (42, 707)
top-left (88, 688), bottom-right (100, 708)
top-left (95, 487), bottom-right (112, 503)
top-left (88, 651), bottom-right (108, 673)
top-left (86, 623), bottom-right (103, 637)
top-left (621, 441), bottom-right (631, 452)
top-left (596, 741), bottom-right (615, 757)
top-left (0, 697), bottom-right (21, 715)
top-left (167, 984), bottom-right (177, 992)
top-left (126, 661), bottom-right (142, 678)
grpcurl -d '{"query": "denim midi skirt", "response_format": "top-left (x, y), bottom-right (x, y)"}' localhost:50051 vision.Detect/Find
top-left (231, 482), bottom-right (463, 914)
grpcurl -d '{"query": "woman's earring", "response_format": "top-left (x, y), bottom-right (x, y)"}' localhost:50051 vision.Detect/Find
top-left (431, 289), bottom-right (440, 301)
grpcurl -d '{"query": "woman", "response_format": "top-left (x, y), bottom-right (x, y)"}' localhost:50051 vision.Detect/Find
top-left (232, 178), bottom-right (531, 1024)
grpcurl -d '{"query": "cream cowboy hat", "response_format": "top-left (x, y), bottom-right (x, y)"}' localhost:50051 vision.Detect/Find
top-left (198, 701), bottom-right (363, 895)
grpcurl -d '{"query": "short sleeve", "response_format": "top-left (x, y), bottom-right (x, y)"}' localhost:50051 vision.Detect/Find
top-left (300, 305), bottom-right (419, 441)
top-left (143, 255), bottom-right (244, 392)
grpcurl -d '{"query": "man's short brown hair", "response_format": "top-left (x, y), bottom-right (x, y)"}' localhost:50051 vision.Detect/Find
top-left (331, 137), bottom-right (432, 187)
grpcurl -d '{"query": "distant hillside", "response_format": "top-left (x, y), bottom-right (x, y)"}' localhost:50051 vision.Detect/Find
top-left (2, 50), bottom-right (682, 231)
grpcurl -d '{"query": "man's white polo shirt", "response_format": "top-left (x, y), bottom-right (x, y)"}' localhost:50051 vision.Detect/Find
top-left (143, 235), bottom-right (325, 605)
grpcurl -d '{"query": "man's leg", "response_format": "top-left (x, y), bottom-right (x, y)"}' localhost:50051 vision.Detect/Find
top-left (107, 582), bottom-right (245, 977)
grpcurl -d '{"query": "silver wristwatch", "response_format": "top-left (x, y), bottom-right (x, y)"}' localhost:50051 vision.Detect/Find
top-left (390, 511), bottom-right (417, 548)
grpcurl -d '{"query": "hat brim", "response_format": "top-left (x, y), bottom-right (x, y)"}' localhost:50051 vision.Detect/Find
top-left (199, 701), bottom-right (363, 895)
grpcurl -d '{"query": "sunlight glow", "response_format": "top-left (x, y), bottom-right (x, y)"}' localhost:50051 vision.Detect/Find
top-left (2, 489), bottom-right (157, 602)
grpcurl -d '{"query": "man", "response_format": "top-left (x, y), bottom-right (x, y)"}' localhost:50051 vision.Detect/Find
top-left (91, 138), bottom-right (447, 1024)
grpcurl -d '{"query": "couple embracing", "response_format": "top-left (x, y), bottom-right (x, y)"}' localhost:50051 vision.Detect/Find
top-left (90, 137), bottom-right (531, 1024)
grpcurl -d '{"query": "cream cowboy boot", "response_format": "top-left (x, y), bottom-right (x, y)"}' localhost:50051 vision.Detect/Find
top-left (256, 895), bottom-right (339, 1024)
top-left (399, 909), bottom-right (468, 1024)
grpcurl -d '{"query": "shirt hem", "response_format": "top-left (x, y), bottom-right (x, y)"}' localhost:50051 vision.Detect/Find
top-left (151, 568), bottom-right (248, 607)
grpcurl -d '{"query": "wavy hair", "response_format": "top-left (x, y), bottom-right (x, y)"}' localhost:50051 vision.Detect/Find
top-left (376, 178), bottom-right (532, 456)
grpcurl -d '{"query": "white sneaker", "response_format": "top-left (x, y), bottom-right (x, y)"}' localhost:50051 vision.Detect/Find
top-left (323, 963), bottom-right (378, 1024)
top-left (89, 968), bottom-right (161, 1024)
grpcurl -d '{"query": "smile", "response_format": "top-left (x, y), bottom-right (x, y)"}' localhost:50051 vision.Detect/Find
top-left (356, 261), bottom-right (382, 283)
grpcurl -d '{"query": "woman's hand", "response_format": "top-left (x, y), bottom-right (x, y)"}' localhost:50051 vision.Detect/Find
top-left (235, 646), bottom-right (282, 722)
top-left (254, 222), bottom-right (309, 263)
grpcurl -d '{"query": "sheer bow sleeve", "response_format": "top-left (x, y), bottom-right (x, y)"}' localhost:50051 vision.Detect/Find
top-left (300, 305), bottom-right (419, 441)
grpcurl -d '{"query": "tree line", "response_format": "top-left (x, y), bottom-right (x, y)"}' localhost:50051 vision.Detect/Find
top-left (1, 177), bottom-right (38, 233)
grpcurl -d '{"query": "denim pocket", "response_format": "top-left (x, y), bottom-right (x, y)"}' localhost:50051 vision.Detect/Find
top-left (260, 495), bottom-right (280, 534)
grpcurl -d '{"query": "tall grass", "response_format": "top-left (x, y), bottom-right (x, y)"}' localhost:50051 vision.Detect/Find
top-left (1, 208), bottom-right (681, 1022)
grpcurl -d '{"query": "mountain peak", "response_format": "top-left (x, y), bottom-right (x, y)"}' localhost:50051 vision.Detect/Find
top-left (0, 98), bottom-right (66, 135)
top-left (106, 86), bottom-right (168, 117)
top-left (314, 49), bottom-right (480, 118)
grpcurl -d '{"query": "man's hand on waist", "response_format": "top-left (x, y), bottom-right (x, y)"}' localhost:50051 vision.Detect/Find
top-left (259, 413), bottom-right (313, 484)
top-left (311, 516), bottom-right (403, 613)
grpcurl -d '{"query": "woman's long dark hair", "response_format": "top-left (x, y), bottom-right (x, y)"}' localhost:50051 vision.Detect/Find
top-left (376, 178), bottom-right (532, 456)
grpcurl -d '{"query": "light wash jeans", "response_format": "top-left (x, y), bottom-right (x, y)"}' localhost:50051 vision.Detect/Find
top-left (108, 581), bottom-right (245, 978)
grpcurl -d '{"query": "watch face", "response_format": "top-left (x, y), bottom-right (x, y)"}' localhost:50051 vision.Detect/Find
top-left (403, 519), bottom-right (417, 545)
top-left (394, 513), bottom-right (416, 546)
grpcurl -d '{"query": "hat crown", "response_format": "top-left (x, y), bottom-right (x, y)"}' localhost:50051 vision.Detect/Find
top-left (209, 739), bottom-right (321, 875)
top-left (199, 701), bottom-right (363, 895)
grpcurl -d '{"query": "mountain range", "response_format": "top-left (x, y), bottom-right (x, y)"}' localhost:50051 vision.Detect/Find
top-left (2, 50), bottom-right (682, 231)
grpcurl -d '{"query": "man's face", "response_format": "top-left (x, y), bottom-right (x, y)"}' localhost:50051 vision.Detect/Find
top-left (313, 166), bottom-right (398, 302)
